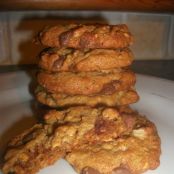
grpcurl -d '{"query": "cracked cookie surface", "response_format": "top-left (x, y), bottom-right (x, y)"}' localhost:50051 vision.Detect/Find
top-left (66, 108), bottom-right (161, 174)
top-left (39, 48), bottom-right (133, 72)
top-left (37, 70), bottom-right (136, 95)
top-left (38, 24), bottom-right (133, 49)
top-left (2, 106), bottom-right (160, 174)
top-left (36, 87), bottom-right (139, 108)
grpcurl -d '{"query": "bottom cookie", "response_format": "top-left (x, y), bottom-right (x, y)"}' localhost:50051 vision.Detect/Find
top-left (66, 128), bottom-right (160, 174)
top-left (36, 87), bottom-right (139, 108)
top-left (2, 106), bottom-right (160, 174)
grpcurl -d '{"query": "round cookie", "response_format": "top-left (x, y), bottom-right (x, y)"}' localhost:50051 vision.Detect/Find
top-left (1, 106), bottom-right (134, 173)
top-left (35, 87), bottom-right (139, 108)
top-left (38, 24), bottom-right (133, 49)
top-left (2, 106), bottom-right (161, 174)
top-left (39, 48), bottom-right (133, 72)
top-left (37, 70), bottom-right (136, 95)
top-left (66, 111), bottom-right (161, 174)
top-left (2, 124), bottom-right (65, 174)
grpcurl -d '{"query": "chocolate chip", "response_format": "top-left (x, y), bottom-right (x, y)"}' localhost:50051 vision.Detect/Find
top-left (100, 80), bottom-right (119, 95)
top-left (123, 115), bottom-right (135, 130)
top-left (79, 33), bottom-right (92, 48)
top-left (112, 167), bottom-right (131, 174)
top-left (95, 119), bottom-right (107, 134)
top-left (22, 132), bottom-right (34, 144)
top-left (60, 31), bottom-right (72, 46)
top-left (60, 26), bottom-right (80, 46)
top-left (82, 167), bottom-right (101, 174)
top-left (53, 55), bottom-right (66, 69)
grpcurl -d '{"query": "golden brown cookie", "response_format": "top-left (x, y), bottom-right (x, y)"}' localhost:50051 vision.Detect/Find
top-left (39, 48), bottom-right (133, 72)
top-left (2, 106), bottom-right (161, 174)
top-left (66, 129), bottom-right (160, 174)
top-left (35, 87), bottom-right (139, 108)
top-left (2, 124), bottom-right (65, 174)
top-left (2, 106), bottom-right (132, 173)
top-left (38, 24), bottom-right (133, 49)
top-left (37, 70), bottom-right (136, 95)
top-left (65, 108), bottom-right (161, 174)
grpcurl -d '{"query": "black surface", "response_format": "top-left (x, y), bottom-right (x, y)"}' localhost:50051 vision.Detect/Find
top-left (0, 60), bottom-right (174, 80)
top-left (132, 60), bottom-right (174, 81)
top-left (0, 64), bottom-right (37, 73)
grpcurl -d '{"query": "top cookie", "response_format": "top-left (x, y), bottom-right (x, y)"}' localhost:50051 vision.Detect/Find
top-left (38, 24), bottom-right (133, 49)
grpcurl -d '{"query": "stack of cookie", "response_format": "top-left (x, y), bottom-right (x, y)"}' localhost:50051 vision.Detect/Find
top-left (36, 24), bottom-right (139, 108)
top-left (2, 24), bottom-right (161, 174)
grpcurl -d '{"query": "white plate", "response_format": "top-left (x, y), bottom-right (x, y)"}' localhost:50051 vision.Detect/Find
top-left (0, 72), bottom-right (174, 174)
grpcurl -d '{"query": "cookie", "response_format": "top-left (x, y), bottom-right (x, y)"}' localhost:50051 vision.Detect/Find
top-left (2, 106), bottom-right (161, 174)
top-left (66, 129), bottom-right (160, 174)
top-left (2, 124), bottom-right (65, 174)
top-left (39, 48), bottom-right (133, 72)
top-left (66, 108), bottom-right (161, 174)
top-left (37, 70), bottom-right (136, 95)
top-left (2, 106), bottom-right (132, 173)
top-left (35, 87), bottom-right (139, 107)
top-left (38, 24), bottom-right (133, 49)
